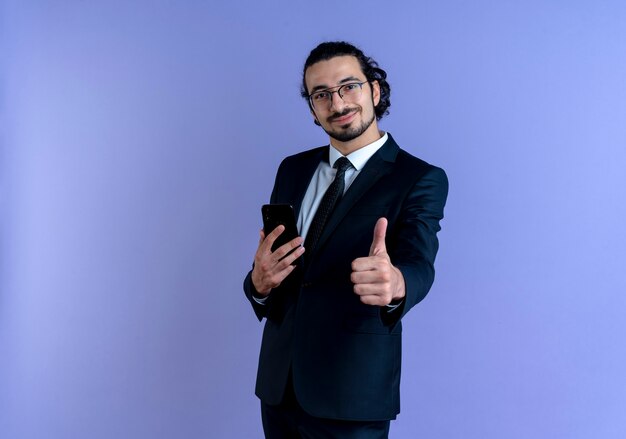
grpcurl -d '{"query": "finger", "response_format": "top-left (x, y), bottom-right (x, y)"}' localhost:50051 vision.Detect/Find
top-left (351, 269), bottom-right (388, 285)
top-left (258, 229), bottom-right (266, 246)
top-left (369, 217), bottom-right (388, 256)
top-left (274, 245), bottom-right (305, 269)
top-left (272, 236), bottom-right (304, 261)
top-left (271, 263), bottom-right (298, 285)
top-left (261, 224), bottom-right (285, 252)
top-left (353, 282), bottom-right (391, 297)
top-left (261, 262), bottom-right (298, 291)
top-left (351, 255), bottom-right (385, 273)
top-left (358, 294), bottom-right (386, 306)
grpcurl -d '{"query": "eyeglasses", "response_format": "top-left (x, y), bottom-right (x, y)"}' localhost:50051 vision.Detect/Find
top-left (308, 81), bottom-right (368, 111)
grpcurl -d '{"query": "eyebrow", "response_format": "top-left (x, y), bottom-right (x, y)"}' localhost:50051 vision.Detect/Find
top-left (309, 76), bottom-right (364, 94)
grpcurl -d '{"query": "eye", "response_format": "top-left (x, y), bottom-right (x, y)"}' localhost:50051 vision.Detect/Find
top-left (344, 83), bottom-right (362, 94)
top-left (313, 91), bottom-right (329, 101)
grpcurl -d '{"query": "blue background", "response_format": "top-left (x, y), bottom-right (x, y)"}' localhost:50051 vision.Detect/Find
top-left (1, 1), bottom-right (625, 437)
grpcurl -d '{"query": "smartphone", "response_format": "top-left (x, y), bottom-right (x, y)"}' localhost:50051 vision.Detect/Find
top-left (262, 204), bottom-right (300, 258)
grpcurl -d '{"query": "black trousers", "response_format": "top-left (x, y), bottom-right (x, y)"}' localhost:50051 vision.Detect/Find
top-left (260, 373), bottom-right (391, 439)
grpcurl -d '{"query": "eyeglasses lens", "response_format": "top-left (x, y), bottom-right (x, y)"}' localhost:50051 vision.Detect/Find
top-left (311, 83), bottom-right (364, 110)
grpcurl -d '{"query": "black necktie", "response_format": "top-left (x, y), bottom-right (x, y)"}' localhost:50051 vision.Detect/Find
top-left (304, 156), bottom-right (352, 256)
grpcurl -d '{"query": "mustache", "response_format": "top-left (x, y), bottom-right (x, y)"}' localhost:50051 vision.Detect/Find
top-left (328, 107), bottom-right (359, 122)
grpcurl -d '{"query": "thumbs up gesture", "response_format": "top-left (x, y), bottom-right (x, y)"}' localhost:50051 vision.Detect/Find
top-left (351, 218), bottom-right (406, 306)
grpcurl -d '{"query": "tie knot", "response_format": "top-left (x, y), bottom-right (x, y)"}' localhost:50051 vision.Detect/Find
top-left (334, 157), bottom-right (352, 174)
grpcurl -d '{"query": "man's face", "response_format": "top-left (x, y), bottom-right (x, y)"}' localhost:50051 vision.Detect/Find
top-left (305, 56), bottom-right (380, 144)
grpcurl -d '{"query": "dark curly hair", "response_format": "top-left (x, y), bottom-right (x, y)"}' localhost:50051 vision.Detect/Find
top-left (300, 41), bottom-right (391, 121)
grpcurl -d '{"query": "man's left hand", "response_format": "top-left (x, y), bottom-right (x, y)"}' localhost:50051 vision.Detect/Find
top-left (351, 217), bottom-right (406, 306)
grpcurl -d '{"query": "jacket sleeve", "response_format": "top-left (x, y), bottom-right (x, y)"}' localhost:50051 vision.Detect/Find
top-left (243, 270), bottom-right (269, 321)
top-left (382, 165), bottom-right (449, 326)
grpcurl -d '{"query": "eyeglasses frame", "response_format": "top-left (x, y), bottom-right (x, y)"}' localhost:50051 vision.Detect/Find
top-left (308, 81), bottom-right (370, 111)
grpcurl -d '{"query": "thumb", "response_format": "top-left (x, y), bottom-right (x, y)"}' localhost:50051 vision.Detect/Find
top-left (369, 217), bottom-right (388, 256)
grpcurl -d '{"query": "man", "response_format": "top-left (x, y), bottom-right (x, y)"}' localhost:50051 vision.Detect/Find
top-left (243, 41), bottom-right (448, 438)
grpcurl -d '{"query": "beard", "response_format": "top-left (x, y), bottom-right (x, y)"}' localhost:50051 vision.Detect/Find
top-left (322, 106), bottom-right (376, 143)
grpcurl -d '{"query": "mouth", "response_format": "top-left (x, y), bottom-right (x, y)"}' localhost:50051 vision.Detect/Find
top-left (329, 109), bottom-right (357, 125)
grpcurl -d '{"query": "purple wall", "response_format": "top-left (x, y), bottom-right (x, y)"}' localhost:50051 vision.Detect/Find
top-left (2, 1), bottom-right (625, 437)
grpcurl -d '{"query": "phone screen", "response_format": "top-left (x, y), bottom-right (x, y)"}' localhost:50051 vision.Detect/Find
top-left (262, 204), bottom-right (300, 257)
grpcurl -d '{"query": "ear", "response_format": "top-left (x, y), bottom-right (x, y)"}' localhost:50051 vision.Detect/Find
top-left (310, 108), bottom-right (321, 126)
top-left (371, 80), bottom-right (381, 107)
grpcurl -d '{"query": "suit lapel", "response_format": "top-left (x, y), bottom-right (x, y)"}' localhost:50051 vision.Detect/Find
top-left (288, 148), bottom-right (326, 219)
top-left (312, 136), bottom-right (399, 255)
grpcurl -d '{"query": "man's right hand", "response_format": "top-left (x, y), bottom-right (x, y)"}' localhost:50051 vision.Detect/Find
top-left (251, 225), bottom-right (305, 296)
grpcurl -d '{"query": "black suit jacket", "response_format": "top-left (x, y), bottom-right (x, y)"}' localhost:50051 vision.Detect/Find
top-left (244, 134), bottom-right (448, 421)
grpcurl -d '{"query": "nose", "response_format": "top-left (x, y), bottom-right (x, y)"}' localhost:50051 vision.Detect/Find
top-left (328, 90), bottom-right (346, 112)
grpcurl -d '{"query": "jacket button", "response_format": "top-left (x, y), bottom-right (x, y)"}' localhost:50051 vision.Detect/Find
top-left (303, 282), bottom-right (313, 288)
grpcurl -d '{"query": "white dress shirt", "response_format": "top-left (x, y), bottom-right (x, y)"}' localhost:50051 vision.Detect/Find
top-left (298, 132), bottom-right (388, 239)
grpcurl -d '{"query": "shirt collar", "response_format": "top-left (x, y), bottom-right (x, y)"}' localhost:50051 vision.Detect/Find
top-left (328, 132), bottom-right (389, 170)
